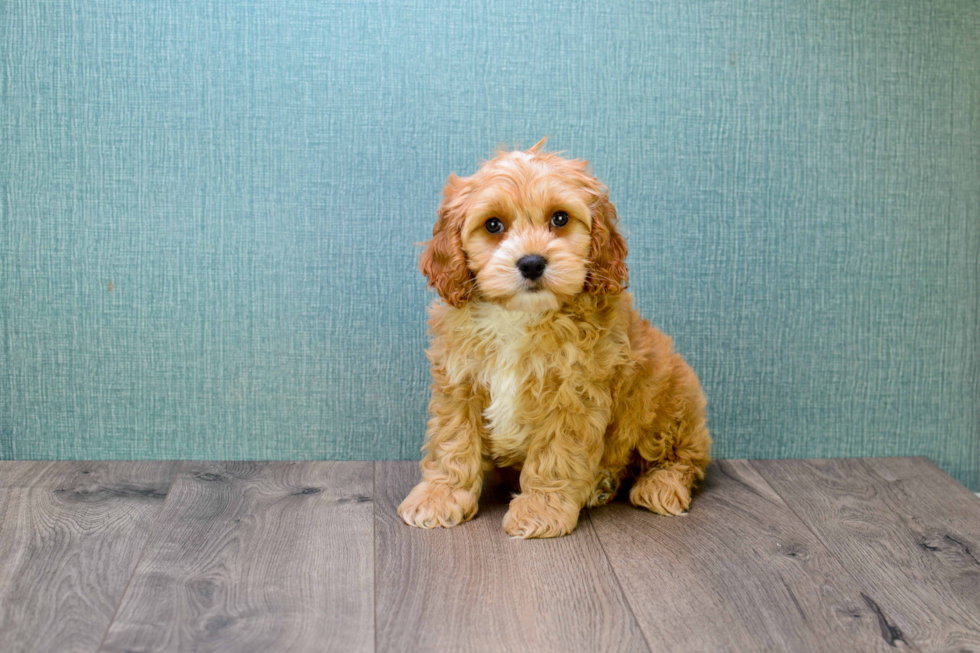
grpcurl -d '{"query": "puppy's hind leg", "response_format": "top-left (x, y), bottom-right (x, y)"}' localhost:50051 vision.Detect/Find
top-left (586, 466), bottom-right (623, 508)
top-left (630, 355), bottom-right (711, 516)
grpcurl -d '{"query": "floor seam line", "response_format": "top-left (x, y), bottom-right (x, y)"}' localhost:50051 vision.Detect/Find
top-left (585, 508), bottom-right (655, 653)
top-left (93, 460), bottom-right (185, 653)
top-left (747, 459), bottom-right (926, 653)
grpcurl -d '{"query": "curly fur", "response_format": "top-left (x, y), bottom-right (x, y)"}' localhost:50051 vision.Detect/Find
top-left (400, 140), bottom-right (711, 538)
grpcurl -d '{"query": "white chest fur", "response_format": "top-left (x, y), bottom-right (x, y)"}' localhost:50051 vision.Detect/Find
top-left (469, 303), bottom-right (542, 463)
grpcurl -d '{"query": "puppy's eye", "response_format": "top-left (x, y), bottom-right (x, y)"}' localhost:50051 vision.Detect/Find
top-left (485, 218), bottom-right (505, 234)
top-left (550, 211), bottom-right (569, 228)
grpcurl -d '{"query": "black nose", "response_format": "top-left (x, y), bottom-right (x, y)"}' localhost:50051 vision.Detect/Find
top-left (517, 254), bottom-right (547, 280)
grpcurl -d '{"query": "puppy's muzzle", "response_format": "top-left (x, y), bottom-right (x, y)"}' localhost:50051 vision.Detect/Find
top-left (517, 254), bottom-right (547, 281)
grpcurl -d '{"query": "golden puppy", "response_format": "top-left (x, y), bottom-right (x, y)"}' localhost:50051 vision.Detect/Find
top-left (399, 139), bottom-right (711, 539)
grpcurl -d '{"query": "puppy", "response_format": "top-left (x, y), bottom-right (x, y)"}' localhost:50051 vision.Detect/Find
top-left (399, 139), bottom-right (711, 538)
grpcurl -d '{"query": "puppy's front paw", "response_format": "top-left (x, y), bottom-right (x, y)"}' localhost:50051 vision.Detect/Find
top-left (398, 481), bottom-right (478, 529)
top-left (502, 492), bottom-right (580, 539)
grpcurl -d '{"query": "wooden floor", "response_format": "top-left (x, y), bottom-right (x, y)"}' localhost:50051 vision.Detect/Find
top-left (0, 459), bottom-right (978, 652)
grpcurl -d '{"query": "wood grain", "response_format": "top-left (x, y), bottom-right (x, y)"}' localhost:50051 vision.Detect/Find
top-left (99, 462), bottom-right (374, 653)
top-left (589, 460), bottom-right (906, 653)
top-left (375, 461), bottom-right (648, 653)
top-left (0, 461), bottom-right (58, 487)
top-left (754, 457), bottom-right (980, 653)
top-left (0, 461), bottom-right (180, 653)
top-left (3, 458), bottom-right (975, 653)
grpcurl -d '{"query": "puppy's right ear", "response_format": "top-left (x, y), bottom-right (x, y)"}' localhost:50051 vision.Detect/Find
top-left (419, 173), bottom-right (474, 307)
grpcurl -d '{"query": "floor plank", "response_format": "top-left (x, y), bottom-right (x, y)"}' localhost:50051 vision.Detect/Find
top-left (0, 461), bottom-right (180, 653)
top-left (754, 457), bottom-right (980, 653)
top-left (589, 460), bottom-right (905, 653)
top-left (99, 462), bottom-right (374, 653)
top-left (0, 461), bottom-right (57, 487)
top-left (375, 461), bottom-right (648, 653)
top-left (4, 458), bottom-right (974, 653)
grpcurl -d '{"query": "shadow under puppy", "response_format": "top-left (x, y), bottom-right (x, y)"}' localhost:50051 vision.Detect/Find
top-left (399, 139), bottom-right (711, 539)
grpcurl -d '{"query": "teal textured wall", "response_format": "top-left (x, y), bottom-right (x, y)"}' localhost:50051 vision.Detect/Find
top-left (1, 1), bottom-right (978, 489)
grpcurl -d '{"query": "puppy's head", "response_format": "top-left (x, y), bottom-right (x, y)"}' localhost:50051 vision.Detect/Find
top-left (420, 139), bottom-right (628, 312)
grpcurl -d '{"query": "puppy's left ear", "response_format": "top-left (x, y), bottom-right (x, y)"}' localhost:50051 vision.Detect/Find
top-left (419, 173), bottom-right (475, 307)
top-left (584, 194), bottom-right (629, 295)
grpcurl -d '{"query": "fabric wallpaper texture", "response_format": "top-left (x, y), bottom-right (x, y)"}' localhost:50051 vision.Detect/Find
top-left (1, 0), bottom-right (978, 489)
